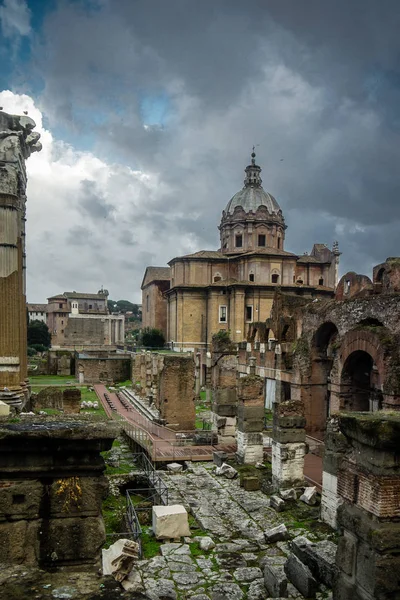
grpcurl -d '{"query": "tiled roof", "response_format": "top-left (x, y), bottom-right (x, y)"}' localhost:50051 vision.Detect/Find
top-left (27, 303), bottom-right (47, 312)
top-left (64, 292), bottom-right (107, 299)
top-left (172, 250), bottom-right (227, 261)
top-left (238, 248), bottom-right (297, 258)
top-left (142, 266), bottom-right (171, 288)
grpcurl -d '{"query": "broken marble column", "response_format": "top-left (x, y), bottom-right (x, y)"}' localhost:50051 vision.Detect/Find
top-left (236, 373), bottom-right (264, 464)
top-left (211, 353), bottom-right (238, 444)
top-left (320, 416), bottom-right (348, 529)
top-left (0, 110), bottom-right (41, 410)
top-left (272, 400), bottom-right (306, 489)
top-left (334, 413), bottom-right (400, 600)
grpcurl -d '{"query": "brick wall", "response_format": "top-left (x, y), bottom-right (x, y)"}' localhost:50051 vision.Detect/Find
top-left (75, 357), bottom-right (130, 384)
top-left (157, 354), bottom-right (196, 430)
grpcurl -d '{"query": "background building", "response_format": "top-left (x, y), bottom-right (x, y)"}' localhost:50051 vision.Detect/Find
top-left (143, 153), bottom-right (340, 351)
top-left (47, 290), bottom-right (124, 348)
top-left (27, 303), bottom-right (47, 324)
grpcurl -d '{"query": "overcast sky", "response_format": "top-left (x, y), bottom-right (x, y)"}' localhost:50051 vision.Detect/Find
top-left (1, 0), bottom-right (400, 303)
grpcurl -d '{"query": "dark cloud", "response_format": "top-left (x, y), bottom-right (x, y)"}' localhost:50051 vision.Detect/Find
top-left (21, 0), bottom-right (400, 298)
top-left (79, 180), bottom-right (115, 220)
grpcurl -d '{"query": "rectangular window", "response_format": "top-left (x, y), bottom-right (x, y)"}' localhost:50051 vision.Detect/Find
top-left (146, 294), bottom-right (149, 312)
top-left (235, 234), bottom-right (243, 248)
top-left (246, 305), bottom-right (253, 322)
top-left (258, 234), bottom-right (266, 247)
top-left (59, 303), bottom-right (63, 309)
top-left (249, 273), bottom-right (255, 282)
top-left (89, 304), bottom-right (93, 309)
top-left (61, 329), bottom-right (64, 334)
top-left (61, 320), bottom-right (64, 325)
top-left (219, 305), bottom-right (227, 323)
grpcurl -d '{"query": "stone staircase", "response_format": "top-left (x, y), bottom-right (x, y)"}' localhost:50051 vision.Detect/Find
top-left (120, 388), bottom-right (161, 422)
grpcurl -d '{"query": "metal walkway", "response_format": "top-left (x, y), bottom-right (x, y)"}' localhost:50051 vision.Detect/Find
top-left (94, 384), bottom-right (236, 463)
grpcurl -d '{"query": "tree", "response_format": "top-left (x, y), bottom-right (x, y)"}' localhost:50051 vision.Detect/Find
top-left (140, 327), bottom-right (165, 348)
top-left (107, 299), bottom-right (117, 313)
top-left (27, 320), bottom-right (51, 348)
top-left (116, 300), bottom-right (137, 313)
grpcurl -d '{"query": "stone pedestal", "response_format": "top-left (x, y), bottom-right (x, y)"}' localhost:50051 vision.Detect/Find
top-left (210, 353), bottom-right (238, 444)
top-left (271, 401), bottom-right (306, 489)
top-left (334, 414), bottom-right (400, 600)
top-left (236, 374), bottom-right (264, 465)
top-left (0, 418), bottom-right (116, 570)
top-left (320, 417), bottom-right (348, 529)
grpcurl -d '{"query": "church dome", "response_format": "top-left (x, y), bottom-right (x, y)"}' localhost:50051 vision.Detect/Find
top-left (225, 186), bottom-right (281, 215)
top-left (223, 151), bottom-right (282, 216)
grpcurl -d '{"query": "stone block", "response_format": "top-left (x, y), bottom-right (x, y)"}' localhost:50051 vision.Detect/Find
top-left (213, 451), bottom-right (227, 467)
top-left (264, 524), bottom-right (290, 543)
top-left (291, 536), bottom-right (337, 588)
top-left (238, 419), bottom-right (264, 433)
top-left (212, 403), bottom-right (237, 417)
top-left (280, 488), bottom-right (297, 501)
top-left (264, 561), bottom-right (288, 597)
top-left (237, 405), bottom-right (265, 420)
top-left (152, 505), bottom-right (190, 540)
top-left (300, 486), bottom-right (317, 505)
top-left (284, 553), bottom-right (318, 598)
top-left (241, 476), bottom-right (260, 491)
top-left (0, 479), bottom-right (43, 521)
top-left (270, 495), bottom-right (285, 512)
top-left (199, 536), bottom-right (215, 551)
top-left (274, 427), bottom-right (306, 444)
top-left (215, 463), bottom-right (238, 479)
top-left (41, 516), bottom-right (106, 566)
top-left (276, 415), bottom-right (306, 429)
top-left (167, 462), bottom-right (183, 473)
top-left (102, 538), bottom-right (139, 581)
top-left (0, 400), bottom-right (10, 416)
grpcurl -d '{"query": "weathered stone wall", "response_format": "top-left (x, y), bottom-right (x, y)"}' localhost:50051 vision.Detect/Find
top-left (157, 354), bottom-right (196, 430)
top-left (62, 389), bottom-right (81, 414)
top-left (75, 356), bottom-right (130, 384)
top-left (334, 413), bottom-right (400, 600)
top-left (142, 280), bottom-right (170, 338)
top-left (32, 387), bottom-right (63, 410)
top-left (0, 418), bottom-right (116, 570)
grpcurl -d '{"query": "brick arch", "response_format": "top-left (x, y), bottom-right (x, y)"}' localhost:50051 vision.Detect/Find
top-left (340, 329), bottom-right (386, 381)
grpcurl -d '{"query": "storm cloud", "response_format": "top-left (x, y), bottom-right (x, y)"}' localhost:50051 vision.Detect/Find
top-left (3, 0), bottom-right (400, 301)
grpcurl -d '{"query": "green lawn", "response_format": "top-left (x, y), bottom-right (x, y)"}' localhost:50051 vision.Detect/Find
top-left (30, 374), bottom-right (78, 386)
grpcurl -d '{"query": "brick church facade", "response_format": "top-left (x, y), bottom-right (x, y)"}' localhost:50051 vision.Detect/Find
top-left (142, 152), bottom-right (340, 350)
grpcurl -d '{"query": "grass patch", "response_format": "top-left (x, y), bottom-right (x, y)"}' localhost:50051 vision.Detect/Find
top-left (141, 526), bottom-right (162, 558)
top-left (30, 374), bottom-right (76, 386)
top-left (115, 380), bottom-right (132, 388)
top-left (189, 541), bottom-right (203, 558)
top-left (102, 494), bottom-right (126, 547)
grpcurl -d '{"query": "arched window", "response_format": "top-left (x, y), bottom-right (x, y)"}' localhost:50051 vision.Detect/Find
top-left (318, 278), bottom-right (324, 286)
top-left (249, 272), bottom-right (255, 282)
top-left (272, 273), bottom-right (279, 284)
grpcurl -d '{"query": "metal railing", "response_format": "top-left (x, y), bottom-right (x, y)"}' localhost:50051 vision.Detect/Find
top-left (125, 491), bottom-right (143, 558)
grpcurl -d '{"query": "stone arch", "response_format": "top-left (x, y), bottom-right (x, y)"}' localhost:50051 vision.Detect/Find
top-left (376, 267), bottom-right (385, 283)
top-left (338, 328), bottom-right (390, 411)
top-left (306, 321), bottom-right (339, 438)
top-left (340, 350), bottom-right (381, 412)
